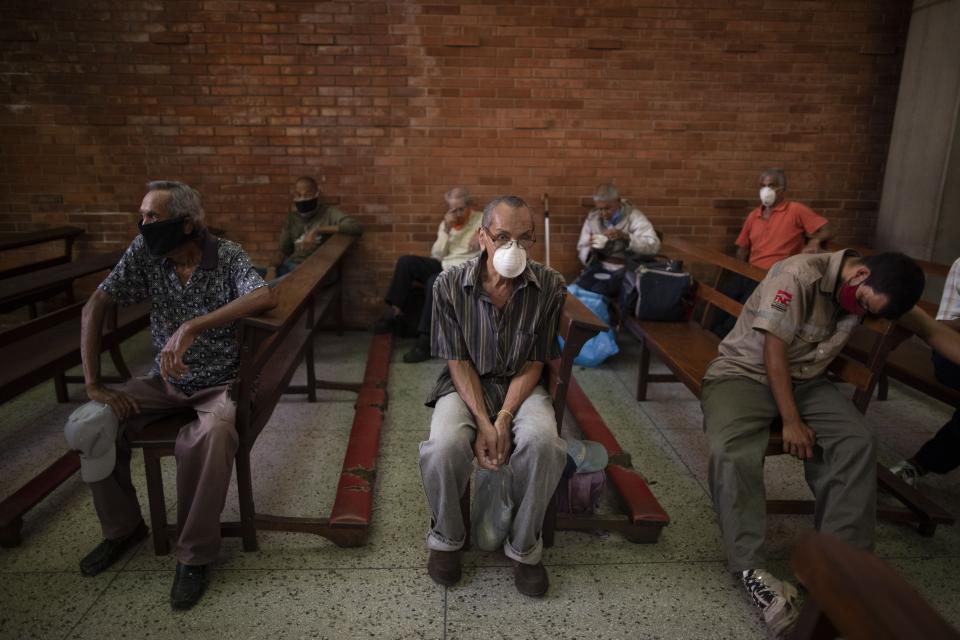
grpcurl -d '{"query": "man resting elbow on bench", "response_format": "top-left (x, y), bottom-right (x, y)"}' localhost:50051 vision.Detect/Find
top-left (701, 250), bottom-right (936, 638)
top-left (65, 181), bottom-right (275, 611)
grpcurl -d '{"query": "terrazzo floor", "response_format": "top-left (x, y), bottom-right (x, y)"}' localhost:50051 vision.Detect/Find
top-left (2, 330), bottom-right (959, 639)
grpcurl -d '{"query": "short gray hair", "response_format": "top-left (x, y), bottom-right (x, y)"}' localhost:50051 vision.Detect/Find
top-left (760, 168), bottom-right (787, 189)
top-left (592, 183), bottom-right (620, 202)
top-left (482, 195), bottom-right (533, 230)
top-left (444, 186), bottom-right (471, 207)
top-left (146, 180), bottom-right (205, 229)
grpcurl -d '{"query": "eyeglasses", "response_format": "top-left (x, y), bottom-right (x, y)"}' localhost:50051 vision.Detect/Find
top-left (482, 226), bottom-right (535, 250)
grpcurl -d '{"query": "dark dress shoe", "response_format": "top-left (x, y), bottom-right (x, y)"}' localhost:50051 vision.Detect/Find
top-left (402, 344), bottom-right (431, 363)
top-left (512, 560), bottom-right (548, 598)
top-left (427, 550), bottom-right (462, 587)
top-left (170, 563), bottom-right (209, 610)
top-left (79, 520), bottom-right (149, 577)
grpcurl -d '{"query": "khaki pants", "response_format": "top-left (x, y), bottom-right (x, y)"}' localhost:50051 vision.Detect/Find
top-left (84, 376), bottom-right (239, 566)
top-left (701, 376), bottom-right (876, 573)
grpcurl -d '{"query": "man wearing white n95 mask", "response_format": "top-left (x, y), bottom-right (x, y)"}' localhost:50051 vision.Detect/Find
top-left (418, 196), bottom-right (567, 598)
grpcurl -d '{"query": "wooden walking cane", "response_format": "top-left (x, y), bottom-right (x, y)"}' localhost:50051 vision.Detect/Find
top-left (541, 193), bottom-right (551, 268)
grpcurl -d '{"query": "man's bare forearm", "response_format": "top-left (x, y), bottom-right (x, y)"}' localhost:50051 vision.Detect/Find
top-left (81, 289), bottom-right (113, 388)
top-left (807, 221), bottom-right (834, 246)
top-left (735, 245), bottom-right (750, 262)
top-left (898, 306), bottom-right (960, 365)
top-left (448, 360), bottom-right (493, 428)
top-left (763, 333), bottom-right (800, 425)
top-left (501, 361), bottom-right (544, 416)
top-left (186, 285), bottom-right (276, 335)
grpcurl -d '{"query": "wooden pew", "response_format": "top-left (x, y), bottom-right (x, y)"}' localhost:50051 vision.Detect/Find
top-left (623, 239), bottom-right (954, 536)
top-left (0, 250), bottom-right (123, 318)
top-left (0, 300), bottom-right (150, 548)
top-left (461, 293), bottom-right (671, 547)
top-left (0, 225), bottom-right (85, 279)
top-left (788, 532), bottom-right (960, 640)
top-left (128, 233), bottom-right (392, 554)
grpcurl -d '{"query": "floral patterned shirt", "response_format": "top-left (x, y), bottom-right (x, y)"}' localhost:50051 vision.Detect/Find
top-left (99, 232), bottom-right (267, 394)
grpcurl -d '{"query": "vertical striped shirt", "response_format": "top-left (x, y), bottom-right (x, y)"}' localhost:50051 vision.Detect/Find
top-left (426, 255), bottom-right (567, 417)
top-left (936, 257), bottom-right (960, 321)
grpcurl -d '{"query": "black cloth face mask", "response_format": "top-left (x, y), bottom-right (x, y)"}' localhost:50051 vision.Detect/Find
top-left (138, 217), bottom-right (197, 257)
top-left (295, 198), bottom-right (319, 215)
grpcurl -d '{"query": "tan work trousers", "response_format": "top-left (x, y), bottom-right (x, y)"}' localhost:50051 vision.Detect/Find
top-left (86, 376), bottom-right (238, 566)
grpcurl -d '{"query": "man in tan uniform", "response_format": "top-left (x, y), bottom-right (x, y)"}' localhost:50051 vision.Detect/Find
top-left (701, 249), bottom-right (960, 638)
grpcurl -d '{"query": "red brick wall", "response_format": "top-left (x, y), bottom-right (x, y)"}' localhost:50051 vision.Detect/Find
top-left (0, 1), bottom-right (910, 324)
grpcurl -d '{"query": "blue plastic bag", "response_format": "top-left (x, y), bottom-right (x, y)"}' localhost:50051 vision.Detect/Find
top-left (560, 284), bottom-right (619, 367)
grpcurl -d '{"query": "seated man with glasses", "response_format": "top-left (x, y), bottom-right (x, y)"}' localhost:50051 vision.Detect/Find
top-left (373, 187), bottom-right (482, 362)
top-left (418, 195), bottom-right (568, 598)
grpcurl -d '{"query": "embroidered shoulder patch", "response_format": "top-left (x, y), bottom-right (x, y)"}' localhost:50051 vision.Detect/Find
top-left (771, 289), bottom-right (793, 312)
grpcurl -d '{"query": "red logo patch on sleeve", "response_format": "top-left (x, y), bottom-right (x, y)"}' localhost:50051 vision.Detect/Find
top-left (771, 289), bottom-right (793, 312)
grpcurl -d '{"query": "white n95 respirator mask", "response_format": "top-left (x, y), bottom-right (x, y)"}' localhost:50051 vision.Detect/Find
top-left (492, 241), bottom-right (528, 279)
top-left (759, 186), bottom-right (777, 207)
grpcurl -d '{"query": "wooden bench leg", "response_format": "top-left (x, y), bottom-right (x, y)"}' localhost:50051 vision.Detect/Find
top-left (142, 450), bottom-right (171, 556)
top-left (109, 346), bottom-right (133, 380)
top-left (304, 340), bottom-right (318, 403)
top-left (542, 493), bottom-right (557, 548)
top-left (637, 339), bottom-right (651, 401)
top-left (877, 372), bottom-right (889, 401)
top-left (54, 373), bottom-right (69, 403)
top-left (0, 516), bottom-right (23, 548)
top-left (460, 483), bottom-right (471, 551)
top-left (235, 448), bottom-right (259, 552)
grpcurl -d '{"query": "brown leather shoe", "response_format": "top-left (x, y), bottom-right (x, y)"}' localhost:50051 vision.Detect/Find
top-left (512, 560), bottom-right (548, 597)
top-left (427, 550), bottom-right (462, 587)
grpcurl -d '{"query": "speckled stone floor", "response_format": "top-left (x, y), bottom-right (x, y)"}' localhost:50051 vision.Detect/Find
top-left (2, 330), bottom-right (958, 639)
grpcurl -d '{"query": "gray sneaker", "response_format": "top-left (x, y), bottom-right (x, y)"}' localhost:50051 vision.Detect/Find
top-left (890, 460), bottom-right (921, 487)
top-left (741, 569), bottom-right (800, 637)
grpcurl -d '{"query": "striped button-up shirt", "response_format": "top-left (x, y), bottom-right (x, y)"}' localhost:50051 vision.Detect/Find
top-left (937, 257), bottom-right (960, 321)
top-left (426, 254), bottom-right (567, 418)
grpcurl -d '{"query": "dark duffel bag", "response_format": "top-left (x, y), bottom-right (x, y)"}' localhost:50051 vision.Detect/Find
top-left (620, 260), bottom-right (692, 321)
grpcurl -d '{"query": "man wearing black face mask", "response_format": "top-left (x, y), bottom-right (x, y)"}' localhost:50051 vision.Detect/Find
top-left (66, 181), bottom-right (276, 611)
top-left (699, 249), bottom-right (960, 637)
top-left (273, 176), bottom-right (363, 277)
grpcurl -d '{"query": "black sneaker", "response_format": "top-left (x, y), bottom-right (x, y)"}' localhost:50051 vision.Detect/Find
top-left (79, 520), bottom-right (149, 577)
top-left (171, 563), bottom-right (209, 610)
top-left (403, 336), bottom-right (432, 363)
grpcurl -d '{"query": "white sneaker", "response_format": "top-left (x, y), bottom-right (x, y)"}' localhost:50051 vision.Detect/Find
top-left (890, 460), bottom-right (921, 487)
top-left (741, 569), bottom-right (800, 637)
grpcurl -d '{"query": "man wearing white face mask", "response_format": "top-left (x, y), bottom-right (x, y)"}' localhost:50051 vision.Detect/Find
top-left (418, 195), bottom-right (568, 598)
top-left (736, 168), bottom-right (833, 270)
top-left (713, 168), bottom-right (836, 338)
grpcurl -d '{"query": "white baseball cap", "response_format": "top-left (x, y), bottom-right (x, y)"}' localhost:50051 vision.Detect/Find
top-left (64, 402), bottom-right (119, 482)
top-left (564, 437), bottom-right (608, 474)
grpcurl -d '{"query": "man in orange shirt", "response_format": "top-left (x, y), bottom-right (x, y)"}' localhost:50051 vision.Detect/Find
top-left (736, 168), bottom-right (834, 269)
top-left (715, 168), bottom-right (835, 337)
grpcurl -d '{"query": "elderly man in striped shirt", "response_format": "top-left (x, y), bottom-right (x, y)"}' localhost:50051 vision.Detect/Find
top-left (418, 195), bottom-right (568, 597)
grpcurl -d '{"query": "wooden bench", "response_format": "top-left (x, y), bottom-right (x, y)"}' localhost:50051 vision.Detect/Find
top-left (788, 532), bottom-right (960, 640)
top-left (461, 294), bottom-right (671, 547)
top-left (0, 225), bottom-right (85, 280)
top-left (128, 233), bottom-right (394, 554)
top-left (0, 300), bottom-right (151, 548)
top-left (0, 249), bottom-right (123, 318)
top-left (623, 239), bottom-right (954, 536)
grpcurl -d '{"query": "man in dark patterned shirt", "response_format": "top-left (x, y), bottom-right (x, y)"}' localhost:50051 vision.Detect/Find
top-left (65, 181), bottom-right (275, 610)
top-left (419, 195), bottom-right (567, 597)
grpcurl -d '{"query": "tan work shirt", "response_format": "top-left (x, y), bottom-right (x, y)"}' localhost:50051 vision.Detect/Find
top-left (704, 250), bottom-right (860, 385)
